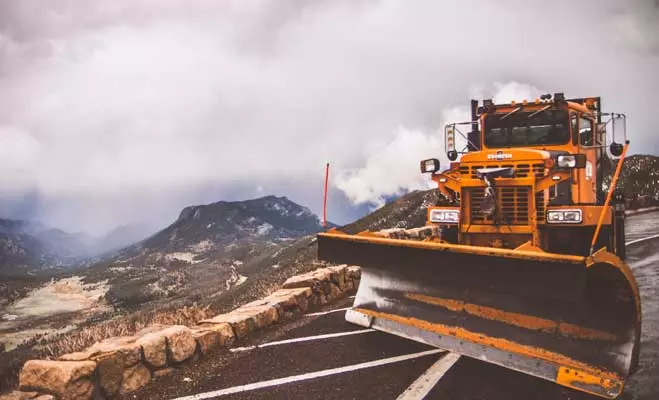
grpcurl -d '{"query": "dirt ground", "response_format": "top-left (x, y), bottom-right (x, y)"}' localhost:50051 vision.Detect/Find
top-left (0, 276), bottom-right (109, 351)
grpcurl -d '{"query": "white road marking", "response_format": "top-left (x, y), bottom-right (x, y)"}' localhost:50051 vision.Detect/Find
top-left (395, 352), bottom-right (461, 400)
top-left (170, 349), bottom-right (445, 400)
top-left (229, 329), bottom-right (375, 352)
top-left (305, 307), bottom-right (352, 317)
top-left (626, 233), bottom-right (659, 246)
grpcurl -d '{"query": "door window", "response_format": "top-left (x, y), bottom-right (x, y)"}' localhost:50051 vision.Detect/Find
top-left (580, 117), bottom-right (594, 146)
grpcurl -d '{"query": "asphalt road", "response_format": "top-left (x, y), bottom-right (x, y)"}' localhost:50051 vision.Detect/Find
top-left (132, 213), bottom-right (659, 400)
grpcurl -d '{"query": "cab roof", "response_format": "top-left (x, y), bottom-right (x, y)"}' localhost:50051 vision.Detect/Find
top-left (476, 94), bottom-right (600, 117)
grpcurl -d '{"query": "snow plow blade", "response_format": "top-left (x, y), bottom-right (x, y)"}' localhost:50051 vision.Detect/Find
top-left (317, 230), bottom-right (641, 399)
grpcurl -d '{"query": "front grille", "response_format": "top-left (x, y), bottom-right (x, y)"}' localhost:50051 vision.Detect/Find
top-left (536, 190), bottom-right (546, 223)
top-left (459, 163), bottom-right (545, 179)
top-left (468, 187), bottom-right (530, 225)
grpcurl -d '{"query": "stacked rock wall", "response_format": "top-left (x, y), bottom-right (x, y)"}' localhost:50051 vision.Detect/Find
top-left (2, 265), bottom-right (360, 400)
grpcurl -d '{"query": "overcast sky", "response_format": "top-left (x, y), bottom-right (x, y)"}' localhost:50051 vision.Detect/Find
top-left (0, 0), bottom-right (657, 235)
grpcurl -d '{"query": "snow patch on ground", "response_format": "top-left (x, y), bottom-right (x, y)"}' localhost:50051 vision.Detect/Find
top-left (108, 266), bottom-right (131, 273)
top-left (271, 264), bottom-right (280, 269)
top-left (295, 207), bottom-right (313, 217)
top-left (256, 223), bottom-right (273, 236)
top-left (147, 281), bottom-right (164, 295)
top-left (225, 267), bottom-right (248, 290)
top-left (165, 252), bottom-right (201, 263)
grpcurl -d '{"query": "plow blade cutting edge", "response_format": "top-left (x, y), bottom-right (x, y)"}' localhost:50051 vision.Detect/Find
top-left (317, 231), bottom-right (641, 399)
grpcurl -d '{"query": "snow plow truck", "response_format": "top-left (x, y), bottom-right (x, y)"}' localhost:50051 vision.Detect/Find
top-left (317, 93), bottom-right (640, 398)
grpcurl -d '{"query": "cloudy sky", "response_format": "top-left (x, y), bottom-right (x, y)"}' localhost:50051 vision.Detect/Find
top-left (0, 0), bottom-right (657, 235)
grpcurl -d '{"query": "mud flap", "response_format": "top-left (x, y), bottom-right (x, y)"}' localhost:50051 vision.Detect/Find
top-left (318, 232), bottom-right (641, 399)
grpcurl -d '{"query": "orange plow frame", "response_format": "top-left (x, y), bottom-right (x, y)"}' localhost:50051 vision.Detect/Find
top-left (318, 231), bottom-right (641, 399)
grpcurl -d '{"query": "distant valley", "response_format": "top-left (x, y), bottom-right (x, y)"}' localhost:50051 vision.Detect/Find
top-left (0, 219), bottom-right (156, 277)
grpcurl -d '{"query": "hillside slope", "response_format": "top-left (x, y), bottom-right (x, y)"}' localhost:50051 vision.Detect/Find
top-left (85, 196), bottom-right (327, 309)
top-left (618, 154), bottom-right (659, 203)
top-left (198, 189), bottom-right (441, 316)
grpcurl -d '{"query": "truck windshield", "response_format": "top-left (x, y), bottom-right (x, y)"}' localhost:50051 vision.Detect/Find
top-left (484, 109), bottom-right (570, 148)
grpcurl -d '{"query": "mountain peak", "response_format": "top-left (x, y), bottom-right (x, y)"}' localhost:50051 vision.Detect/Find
top-left (144, 195), bottom-right (323, 256)
top-left (255, 194), bottom-right (285, 201)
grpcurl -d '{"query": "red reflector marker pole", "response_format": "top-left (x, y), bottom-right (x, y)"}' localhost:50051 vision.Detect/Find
top-left (323, 163), bottom-right (330, 228)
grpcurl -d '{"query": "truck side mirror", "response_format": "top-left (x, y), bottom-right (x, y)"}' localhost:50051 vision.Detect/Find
top-left (610, 142), bottom-right (624, 157)
top-left (420, 158), bottom-right (441, 173)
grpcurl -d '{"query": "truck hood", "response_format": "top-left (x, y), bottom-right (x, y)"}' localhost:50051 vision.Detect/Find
top-left (460, 148), bottom-right (555, 163)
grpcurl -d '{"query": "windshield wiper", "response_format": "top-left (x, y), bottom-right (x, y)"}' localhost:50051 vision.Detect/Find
top-left (500, 106), bottom-right (522, 121)
top-left (528, 105), bottom-right (551, 118)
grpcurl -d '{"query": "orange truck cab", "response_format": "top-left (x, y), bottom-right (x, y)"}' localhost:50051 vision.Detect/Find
top-left (423, 93), bottom-right (629, 258)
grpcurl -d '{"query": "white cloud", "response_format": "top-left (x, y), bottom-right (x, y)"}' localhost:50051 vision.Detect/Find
top-left (334, 127), bottom-right (440, 207)
top-left (333, 81), bottom-right (548, 206)
top-left (0, 0), bottom-right (657, 232)
top-left (491, 82), bottom-right (545, 105)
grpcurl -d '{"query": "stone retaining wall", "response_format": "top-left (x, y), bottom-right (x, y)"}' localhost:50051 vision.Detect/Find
top-left (2, 265), bottom-right (360, 400)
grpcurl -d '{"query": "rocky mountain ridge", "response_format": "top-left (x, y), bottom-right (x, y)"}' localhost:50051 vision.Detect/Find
top-left (82, 195), bottom-right (329, 309)
top-left (112, 195), bottom-right (326, 263)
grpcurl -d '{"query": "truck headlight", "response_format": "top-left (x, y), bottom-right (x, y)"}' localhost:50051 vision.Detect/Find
top-left (556, 154), bottom-right (586, 169)
top-left (546, 209), bottom-right (582, 224)
top-left (429, 209), bottom-right (460, 224)
top-left (557, 155), bottom-right (577, 168)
